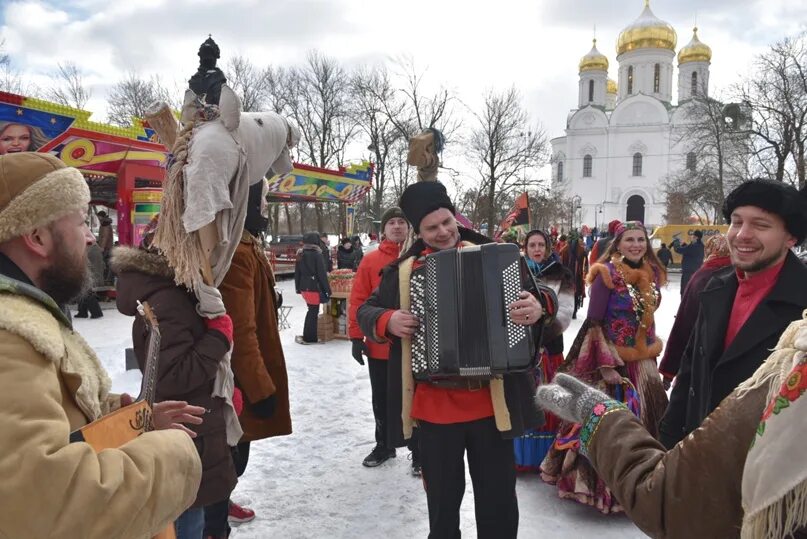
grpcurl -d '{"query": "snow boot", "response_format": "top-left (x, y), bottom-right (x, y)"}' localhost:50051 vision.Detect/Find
top-left (362, 445), bottom-right (396, 467)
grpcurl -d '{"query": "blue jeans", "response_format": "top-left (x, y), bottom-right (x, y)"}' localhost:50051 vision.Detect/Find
top-left (175, 507), bottom-right (205, 539)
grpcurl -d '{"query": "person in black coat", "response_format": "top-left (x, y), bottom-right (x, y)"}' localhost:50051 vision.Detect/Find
top-left (336, 237), bottom-right (356, 270)
top-left (659, 180), bottom-right (807, 449)
top-left (319, 232), bottom-right (333, 273)
top-left (672, 230), bottom-right (704, 294)
top-left (656, 243), bottom-right (673, 268)
top-left (294, 232), bottom-right (331, 343)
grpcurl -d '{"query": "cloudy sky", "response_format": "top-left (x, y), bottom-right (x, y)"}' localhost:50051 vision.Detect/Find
top-left (2, 0), bottom-right (806, 180)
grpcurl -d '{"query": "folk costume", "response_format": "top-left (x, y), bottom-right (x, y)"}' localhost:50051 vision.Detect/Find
top-left (541, 221), bottom-right (667, 514)
top-left (535, 312), bottom-right (807, 539)
top-left (357, 181), bottom-right (556, 538)
top-left (514, 233), bottom-right (574, 471)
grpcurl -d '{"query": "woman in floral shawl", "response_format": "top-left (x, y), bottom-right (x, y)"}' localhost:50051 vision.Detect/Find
top-left (514, 230), bottom-right (574, 471)
top-left (540, 221), bottom-right (668, 514)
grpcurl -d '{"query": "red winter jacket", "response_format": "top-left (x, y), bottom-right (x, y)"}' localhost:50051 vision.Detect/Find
top-left (348, 239), bottom-right (402, 359)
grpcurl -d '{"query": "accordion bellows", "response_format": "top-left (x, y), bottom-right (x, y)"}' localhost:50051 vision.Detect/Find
top-left (409, 243), bottom-right (536, 381)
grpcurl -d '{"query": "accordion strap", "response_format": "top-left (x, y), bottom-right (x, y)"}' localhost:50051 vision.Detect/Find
top-left (399, 255), bottom-right (417, 440)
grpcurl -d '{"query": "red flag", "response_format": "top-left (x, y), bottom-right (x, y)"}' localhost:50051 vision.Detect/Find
top-left (495, 193), bottom-right (530, 239)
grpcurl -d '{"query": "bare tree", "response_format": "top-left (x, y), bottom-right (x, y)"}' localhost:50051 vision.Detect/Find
top-left (47, 62), bottom-right (92, 109)
top-left (468, 87), bottom-right (548, 234)
top-left (280, 51), bottom-right (358, 233)
top-left (107, 73), bottom-right (177, 126)
top-left (0, 39), bottom-right (37, 96)
top-left (225, 56), bottom-right (268, 112)
top-left (350, 65), bottom-right (405, 220)
top-left (737, 33), bottom-right (807, 186)
top-left (667, 87), bottom-right (751, 222)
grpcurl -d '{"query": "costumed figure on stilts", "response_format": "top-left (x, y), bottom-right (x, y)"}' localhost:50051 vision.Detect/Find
top-left (142, 36), bottom-right (300, 536)
top-left (514, 229), bottom-right (574, 471)
top-left (540, 220), bottom-right (668, 514)
top-left (559, 229), bottom-right (588, 319)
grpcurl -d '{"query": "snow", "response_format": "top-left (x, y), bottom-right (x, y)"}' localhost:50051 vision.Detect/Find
top-left (74, 272), bottom-right (684, 538)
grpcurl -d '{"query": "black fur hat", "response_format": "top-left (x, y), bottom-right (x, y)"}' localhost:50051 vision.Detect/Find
top-left (722, 180), bottom-right (807, 243)
top-left (399, 181), bottom-right (456, 234)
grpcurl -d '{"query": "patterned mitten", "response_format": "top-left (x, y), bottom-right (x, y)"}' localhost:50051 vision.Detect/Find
top-left (535, 373), bottom-right (611, 424)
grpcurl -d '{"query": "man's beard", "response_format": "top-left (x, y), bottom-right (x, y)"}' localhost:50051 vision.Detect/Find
top-left (40, 240), bottom-right (91, 305)
top-left (732, 247), bottom-right (786, 274)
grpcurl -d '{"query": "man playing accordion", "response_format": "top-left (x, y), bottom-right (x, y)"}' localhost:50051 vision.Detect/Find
top-left (358, 181), bottom-right (556, 538)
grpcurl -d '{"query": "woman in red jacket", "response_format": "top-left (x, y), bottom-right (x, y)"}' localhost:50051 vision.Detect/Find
top-left (347, 207), bottom-right (413, 470)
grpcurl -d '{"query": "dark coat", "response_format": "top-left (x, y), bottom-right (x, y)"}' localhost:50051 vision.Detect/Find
top-left (659, 256), bottom-right (732, 379)
top-left (111, 247), bottom-right (236, 508)
top-left (320, 241), bottom-right (333, 273)
top-left (219, 233), bottom-right (292, 442)
top-left (659, 250), bottom-right (807, 448)
top-left (97, 217), bottom-right (114, 253)
top-left (674, 238), bottom-right (704, 276)
top-left (336, 244), bottom-right (359, 270)
top-left (295, 245), bottom-right (331, 296)
top-left (357, 228), bottom-right (549, 448)
top-left (656, 247), bottom-right (672, 267)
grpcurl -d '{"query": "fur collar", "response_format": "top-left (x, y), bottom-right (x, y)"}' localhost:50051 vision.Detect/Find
top-left (110, 246), bottom-right (174, 280)
top-left (0, 292), bottom-right (110, 420)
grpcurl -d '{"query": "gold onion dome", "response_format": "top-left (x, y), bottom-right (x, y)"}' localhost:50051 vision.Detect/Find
top-left (678, 27), bottom-right (712, 64)
top-left (579, 39), bottom-right (609, 72)
top-left (617, 0), bottom-right (677, 55)
top-left (607, 79), bottom-right (618, 94)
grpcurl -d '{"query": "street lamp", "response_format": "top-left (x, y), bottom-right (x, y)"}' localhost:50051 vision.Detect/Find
top-left (594, 203), bottom-right (603, 230)
top-left (570, 195), bottom-right (582, 231)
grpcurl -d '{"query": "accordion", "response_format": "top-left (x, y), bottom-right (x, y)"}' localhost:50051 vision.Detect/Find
top-left (409, 243), bottom-right (537, 381)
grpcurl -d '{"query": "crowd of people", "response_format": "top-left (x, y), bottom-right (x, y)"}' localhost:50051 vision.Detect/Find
top-left (2, 144), bottom-right (807, 538)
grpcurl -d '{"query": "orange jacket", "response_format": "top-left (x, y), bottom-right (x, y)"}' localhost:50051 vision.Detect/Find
top-left (348, 239), bottom-right (401, 359)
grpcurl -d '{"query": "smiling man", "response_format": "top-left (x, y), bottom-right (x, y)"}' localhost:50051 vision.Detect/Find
top-left (658, 179), bottom-right (807, 449)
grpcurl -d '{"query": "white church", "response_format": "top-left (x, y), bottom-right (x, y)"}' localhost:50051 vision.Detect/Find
top-left (551, 0), bottom-right (713, 229)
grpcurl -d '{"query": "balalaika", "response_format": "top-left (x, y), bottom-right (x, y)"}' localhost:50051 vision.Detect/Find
top-left (409, 243), bottom-right (538, 381)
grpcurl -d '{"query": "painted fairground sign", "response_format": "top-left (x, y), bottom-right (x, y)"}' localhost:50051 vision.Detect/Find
top-left (0, 91), bottom-right (372, 244)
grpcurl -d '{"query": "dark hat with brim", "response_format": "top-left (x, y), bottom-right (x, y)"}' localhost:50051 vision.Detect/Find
top-left (399, 181), bottom-right (456, 234)
top-left (722, 180), bottom-right (807, 243)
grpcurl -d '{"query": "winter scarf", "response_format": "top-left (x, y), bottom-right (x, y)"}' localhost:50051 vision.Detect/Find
top-left (738, 310), bottom-right (807, 539)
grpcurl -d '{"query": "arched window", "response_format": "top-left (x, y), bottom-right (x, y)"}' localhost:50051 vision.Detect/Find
top-left (583, 154), bottom-right (593, 177)
top-left (627, 66), bottom-right (634, 95)
top-left (686, 152), bottom-right (696, 171)
top-left (691, 72), bottom-right (698, 96)
top-left (654, 64), bottom-right (660, 93)
top-left (557, 161), bottom-right (564, 182)
top-left (632, 153), bottom-right (643, 176)
top-left (588, 80), bottom-right (594, 102)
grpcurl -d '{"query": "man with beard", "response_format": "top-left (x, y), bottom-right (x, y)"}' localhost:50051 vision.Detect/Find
top-left (0, 153), bottom-right (204, 538)
top-left (658, 179), bottom-right (807, 449)
top-left (358, 181), bottom-right (552, 538)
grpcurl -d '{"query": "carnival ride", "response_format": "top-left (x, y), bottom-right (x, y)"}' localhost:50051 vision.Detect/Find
top-left (0, 90), bottom-right (372, 250)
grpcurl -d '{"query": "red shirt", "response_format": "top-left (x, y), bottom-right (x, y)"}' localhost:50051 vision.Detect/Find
top-left (383, 243), bottom-right (494, 424)
top-left (724, 258), bottom-right (786, 350)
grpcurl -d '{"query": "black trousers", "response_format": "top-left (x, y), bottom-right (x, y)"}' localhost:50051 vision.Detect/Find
top-left (77, 292), bottom-right (103, 318)
top-left (419, 417), bottom-right (518, 539)
top-left (368, 358), bottom-right (389, 448)
top-left (303, 303), bottom-right (319, 342)
top-left (204, 441), bottom-right (251, 537)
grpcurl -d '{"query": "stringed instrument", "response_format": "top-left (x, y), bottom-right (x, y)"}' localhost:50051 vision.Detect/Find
top-left (69, 301), bottom-right (176, 539)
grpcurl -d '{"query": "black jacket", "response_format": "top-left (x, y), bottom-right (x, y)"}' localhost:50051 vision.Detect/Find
top-left (295, 245), bottom-right (331, 296)
top-left (659, 250), bottom-right (807, 448)
top-left (357, 228), bottom-right (552, 448)
top-left (337, 245), bottom-right (359, 270)
top-left (674, 239), bottom-right (704, 275)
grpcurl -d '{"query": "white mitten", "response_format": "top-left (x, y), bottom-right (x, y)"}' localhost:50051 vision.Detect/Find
top-left (535, 373), bottom-right (612, 424)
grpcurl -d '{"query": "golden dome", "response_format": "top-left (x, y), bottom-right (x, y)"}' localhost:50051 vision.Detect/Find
top-left (607, 79), bottom-right (618, 94)
top-left (678, 27), bottom-right (712, 64)
top-left (579, 39), bottom-right (609, 72)
top-left (617, 0), bottom-right (677, 55)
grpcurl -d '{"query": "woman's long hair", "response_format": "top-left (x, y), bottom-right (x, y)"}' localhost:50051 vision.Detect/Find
top-left (598, 225), bottom-right (668, 284)
top-left (0, 122), bottom-right (51, 151)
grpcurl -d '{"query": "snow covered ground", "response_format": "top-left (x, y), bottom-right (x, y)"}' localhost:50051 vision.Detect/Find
top-left (75, 272), bottom-right (683, 538)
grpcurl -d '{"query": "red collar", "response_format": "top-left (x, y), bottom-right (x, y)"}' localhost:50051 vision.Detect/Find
top-left (735, 257), bottom-right (786, 288)
top-left (379, 239), bottom-right (403, 255)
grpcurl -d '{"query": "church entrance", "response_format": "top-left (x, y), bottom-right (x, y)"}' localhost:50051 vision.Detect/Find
top-left (626, 195), bottom-right (645, 223)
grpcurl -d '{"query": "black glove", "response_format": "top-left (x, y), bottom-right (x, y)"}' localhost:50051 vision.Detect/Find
top-left (252, 394), bottom-right (277, 419)
top-left (351, 338), bottom-right (367, 366)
